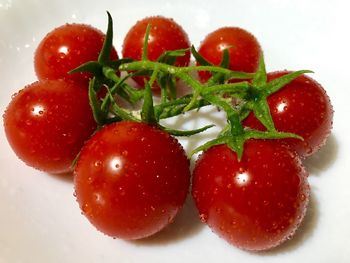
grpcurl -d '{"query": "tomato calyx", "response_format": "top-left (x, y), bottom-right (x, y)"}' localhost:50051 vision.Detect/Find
top-left (241, 57), bottom-right (312, 131)
top-left (190, 56), bottom-right (309, 158)
top-left (70, 12), bottom-right (143, 105)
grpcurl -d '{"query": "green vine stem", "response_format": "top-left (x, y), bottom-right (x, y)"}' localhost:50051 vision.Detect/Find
top-left (72, 12), bottom-right (313, 157)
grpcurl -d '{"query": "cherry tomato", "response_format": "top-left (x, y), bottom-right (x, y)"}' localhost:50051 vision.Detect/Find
top-left (197, 27), bottom-right (261, 82)
top-left (122, 16), bottom-right (191, 88)
top-left (74, 121), bottom-right (190, 240)
top-left (34, 23), bottom-right (118, 84)
top-left (243, 71), bottom-right (333, 158)
top-left (192, 140), bottom-right (309, 251)
top-left (3, 80), bottom-right (96, 174)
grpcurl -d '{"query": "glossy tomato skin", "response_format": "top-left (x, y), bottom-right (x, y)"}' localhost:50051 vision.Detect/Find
top-left (122, 16), bottom-right (191, 88)
top-left (74, 121), bottom-right (190, 240)
top-left (192, 140), bottom-right (309, 251)
top-left (243, 71), bottom-right (333, 158)
top-left (34, 23), bottom-right (118, 84)
top-left (3, 80), bottom-right (96, 174)
top-left (198, 27), bottom-right (261, 82)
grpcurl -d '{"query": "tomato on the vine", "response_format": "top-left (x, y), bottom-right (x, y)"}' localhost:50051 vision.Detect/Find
top-left (3, 79), bottom-right (96, 174)
top-left (197, 27), bottom-right (262, 82)
top-left (243, 71), bottom-right (333, 158)
top-left (74, 121), bottom-right (190, 240)
top-left (192, 140), bottom-right (309, 251)
top-left (34, 23), bottom-right (118, 84)
top-left (122, 16), bottom-right (191, 88)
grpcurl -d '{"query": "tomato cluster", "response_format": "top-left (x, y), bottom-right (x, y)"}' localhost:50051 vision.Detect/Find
top-left (3, 13), bottom-right (333, 251)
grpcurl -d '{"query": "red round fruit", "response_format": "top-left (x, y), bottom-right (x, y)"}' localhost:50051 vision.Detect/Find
top-left (192, 140), bottom-right (309, 251)
top-left (74, 121), bottom-right (190, 240)
top-left (243, 71), bottom-right (333, 158)
top-left (34, 23), bottom-right (118, 84)
top-left (197, 27), bottom-right (261, 82)
top-left (3, 79), bottom-right (96, 174)
top-left (122, 16), bottom-right (191, 88)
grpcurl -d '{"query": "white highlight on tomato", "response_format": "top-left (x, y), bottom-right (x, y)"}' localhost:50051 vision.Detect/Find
top-left (235, 171), bottom-right (250, 186)
top-left (31, 104), bottom-right (44, 116)
top-left (277, 101), bottom-right (287, 113)
top-left (58, 45), bottom-right (69, 55)
top-left (109, 156), bottom-right (123, 174)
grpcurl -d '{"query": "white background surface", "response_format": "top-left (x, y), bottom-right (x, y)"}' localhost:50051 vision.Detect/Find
top-left (1, 0), bottom-right (350, 262)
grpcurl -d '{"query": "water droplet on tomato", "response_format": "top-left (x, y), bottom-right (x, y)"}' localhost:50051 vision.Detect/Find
top-left (215, 207), bottom-right (222, 214)
top-left (306, 146), bottom-right (313, 155)
top-left (82, 203), bottom-right (92, 215)
top-left (271, 221), bottom-right (278, 228)
top-left (94, 161), bottom-right (101, 167)
top-left (286, 234), bottom-right (293, 240)
top-left (93, 192), bottom-right (105, 205)
top-left (199, 213), bottom-right (208, 223)
top-left (168, 217), bottom-right (175, 224)
top-left (118, 186), bottom-right (126, 196)
top-left (230, 220), bottom-right (237, 227)
top-left (87, 177), bottom-right (93, 184)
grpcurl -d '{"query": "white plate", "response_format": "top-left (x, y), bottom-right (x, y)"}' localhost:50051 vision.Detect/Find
top-left (1, 0), bottom-right (350, 262)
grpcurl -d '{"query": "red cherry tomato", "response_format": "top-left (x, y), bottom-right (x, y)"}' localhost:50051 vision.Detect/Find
top-left (243, 71), bottom-right (333, 158)
top-left (74, 121), bottom-right (190, 240)
top-left (122, 16), bottom-right (191, 88)
top-left (197, 27), bottom-right (261, 82)
top-left (3, 80), bottom-right (96, 174)
top-left (34, 23), bottom-right (118, 84)
top-left (192, 140), bottom-right (309, 251)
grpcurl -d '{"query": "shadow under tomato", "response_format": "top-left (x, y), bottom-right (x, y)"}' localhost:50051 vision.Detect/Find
top-left (47, 171), bottom-right (74, 184)
top-left (303, 134), bottom-right (338, 176)
top-left (257, 190), bottom-right (319, 255)
top-left (131, 196), bottom-right (205, 246)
